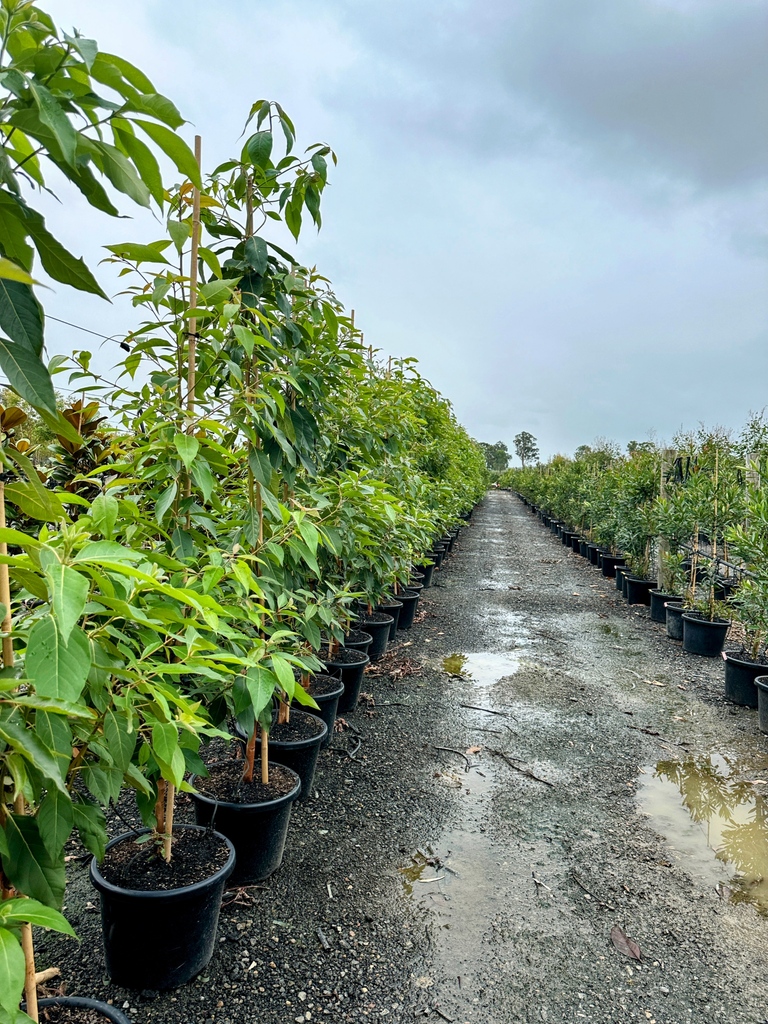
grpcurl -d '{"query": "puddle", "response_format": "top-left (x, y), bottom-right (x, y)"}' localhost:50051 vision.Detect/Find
top-left (639, 753), bottom-right (768, 914)
top-left (440, 650), bottom-right (529, 685)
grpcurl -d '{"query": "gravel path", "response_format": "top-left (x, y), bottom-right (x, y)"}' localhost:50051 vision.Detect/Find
top-left (37, 491), bottom-right (768, 1024)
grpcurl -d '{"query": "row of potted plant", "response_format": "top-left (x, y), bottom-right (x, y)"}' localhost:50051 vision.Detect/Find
top-left (0, 5), bottom-right (488, 1021)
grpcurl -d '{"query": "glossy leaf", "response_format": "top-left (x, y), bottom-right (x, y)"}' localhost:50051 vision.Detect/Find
top-left (133, 119), bottom-right (201, 187)
top-left (3, 813), bottom-right (66, 908)
top-left (25, 617), bottom-right (91, 704)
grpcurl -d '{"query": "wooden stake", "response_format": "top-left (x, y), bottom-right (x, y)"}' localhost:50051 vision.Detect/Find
top-left (163, 782), bottom-right (175, 864)
top-left (260, 726), bottom-right (269, 786)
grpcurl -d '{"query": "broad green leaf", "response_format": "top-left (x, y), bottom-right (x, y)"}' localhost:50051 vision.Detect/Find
top-left (246, 131), bottom-right (273, 169)
top-left (270, 655), bottom-right (295, 697)
top-left (104, 709), bottom-right (135, 772)
top-left (28, 81), bottom-right (76, 166)
top-left (133, 120), bottom-right (201, 187)
top-left (155, 480), bottom-right (177, 524)
top-left (90, 140), bottom-right (150, 207)
top-left (112, 121), bottom-right (163, 208)
top-left (123, 93), bottom-right (184, 129)
top-left (190, 459), bottom-right (214, 503)
top-left (248, 449), bottom-right (273, 488)
top-left (0, 338), bottom-right (56, 416)
top-left (4, 481), bottom-right (65, 523)
top-left (104, 241), bottom-right (170, 265)
top-left (63, 32), bottom-right (98, 71)
top-left (71, 802), bottom-right (106, 861)
top-left (93, 52), bottom-right (155, 95)
top-left (89, 493), bottom-right (118, 538)
top-left (174, 433), bottom-right (199, 471)
top-left (244, 665), bottom-right (275, 717)
top-left (168, 217), bottom-right (191, 253)
top-left (0, 717), bottom-right (67, 794)
top-left (25, 214), bottom-right (108, 298)
top-left (298, 519), bottom-right (319, 554)
top-left (37, 790), bottom-right (74, 861)
top-left (0, 897), bottom-right (75, 936)
top-left (0, 279), bottom-right (43, 354)
top-left (72, 541), bottom-right (143, 564)
top-left (39, 548), bottom-right (89, 642)
top-left (151, 721), bottom-right (177, 765)
top-left (80, 765), bottom-right (122, 805)
top-left (0, 927), bottom-right (24, 1014)
top-left (25, 617), bottom-right (90, 704)
top-left (3, 813), bottom-right (66, 908)
top-left (244, 235), bottom-right (268, 275)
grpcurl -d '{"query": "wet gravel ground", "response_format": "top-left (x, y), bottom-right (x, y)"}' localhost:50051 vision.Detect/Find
top-left (36, 491), bottom-right (768, 1023)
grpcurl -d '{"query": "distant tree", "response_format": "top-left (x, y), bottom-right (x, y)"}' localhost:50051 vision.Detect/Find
top-left (514, 431), bottom-right (539, 468)
top-left (574, 445), bottom-right (593, 461)
top-left (479, 440), bottom-right (511, 472)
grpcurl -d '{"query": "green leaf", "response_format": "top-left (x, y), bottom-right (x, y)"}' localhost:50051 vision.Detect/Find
top-left (190, 459), bottom-right (215, 503)
top-left (25, 617), bottom-right (90, 704)
top-left (0, 717), bottom-right (67, 794)
top-left (103, 709), bottom-right (135, 773)
top-left (0, 337), bottom-right (56, 415)
top-left (64, 32), bottom-right (98, 71)
top-left (244, 665), bottom-right (276, 718)
top-left (36, 790), bottom-right (74, 861)
top-left (90, 141), bottom-right (150, 208)
top-left (298, 519), bottom-right (319, 555)
top-left (92, 52), bottom-right (155, 95)
top-left (3, 813), bottom-right (66, 908)
top-left (0, 279), bottom-right (43, 355)
top-left (104, 242), bottom-right (170, 265)
top-left (124, 93), bottom-right (185, 128)
top-left (244, 236), bottom-right (268, 275)
top-left (311, 152), bottom-right (328, 183)
top-left (6, 449), bottom-right (70, 515)
top-left (71, 802), bottom-right (106, 861)
top-left (0, 896), bottom-right (75, 936)
top-left (133, 120), bottom-right (201, 188)
top-left (90, 493), bottom-right (118, 538)
top-left (248, 449), bottom-right (273, 488)
top-left (168, 218), bottom-right (191, 253)
top-left (152, 722), bottom-right (184, 787)
top-left (4, 482), bottom-right (65, 524)
top-left (270, 655), bottom-right (295, 697)
top-left (25, 212), bottom-right (108, 298)
top-left (246, 131), bottom-right (273, 169)
top-left (0, 927), bottom-right (25, 1014)
top-left (28, 81), bottom-right (76, 166)
top-left (174, 433), bottom-right (199, 471)
top-left (39, 547), bottom-right (89, 642)
top-left (0, 259), bottom-right (36, 286)
top-left (155, 480), bottom-right (177, 525)
top-left (71, 541), bottom-right (143, 564)
top-left (112, 121), bottom-right (164, 208)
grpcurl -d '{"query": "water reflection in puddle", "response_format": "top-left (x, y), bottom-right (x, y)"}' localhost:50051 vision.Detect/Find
top-left (440, 650), bottom-right (526, 684)
top-left (639, 753), bottom-right (768, 914)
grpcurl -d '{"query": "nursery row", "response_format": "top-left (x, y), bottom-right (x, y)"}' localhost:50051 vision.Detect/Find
top-left (515, 479), bottom-right (768, 733)
top-left (0, 5), bottom-right (487, 1022)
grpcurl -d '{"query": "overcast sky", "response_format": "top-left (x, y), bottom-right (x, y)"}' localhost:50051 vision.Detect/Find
top-left (38, 0), bottom-right (768, 460)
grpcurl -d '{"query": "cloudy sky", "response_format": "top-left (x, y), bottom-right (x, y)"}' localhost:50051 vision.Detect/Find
top-left (38, 0), bottom-right (768, 459)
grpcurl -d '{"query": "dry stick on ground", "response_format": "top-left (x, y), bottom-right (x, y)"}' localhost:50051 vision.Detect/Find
top-left (488, 748), bottom-right (554, 787)
top-left (460, 703), bottom-right (511, 717)
top-left (570, 870), bottom-right (616, 911)
top-left (433, 746), bottom-right (473, 771)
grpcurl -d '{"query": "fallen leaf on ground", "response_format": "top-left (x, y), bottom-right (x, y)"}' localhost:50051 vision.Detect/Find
top-left (610, 925), bottom-right (642, 960)
top-left (644, 679), bottom-right (665, 687)
top-left (466, 746), bottom-right (482, 754)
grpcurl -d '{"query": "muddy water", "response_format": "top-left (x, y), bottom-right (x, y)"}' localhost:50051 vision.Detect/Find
top-left (405, 491), bottom-right (768, 1023)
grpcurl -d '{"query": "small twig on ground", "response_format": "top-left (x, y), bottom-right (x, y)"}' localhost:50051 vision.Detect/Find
top-left (460, 703), bottom-right (510, 717)
top-left (531, 870), bottom-right (552, 894)
top-left (433, 745), bottom-right (472, 771)
top-left (488, 748), bottom-right (554, 787)
top-left (431, 1004), bottom-right (454, 1022)
top-left (316, 927), bottom-right (330, 950)
top-left (570, 870), bottom-right (616, 911)
top-left (374, 701), bottom-right (412, 708)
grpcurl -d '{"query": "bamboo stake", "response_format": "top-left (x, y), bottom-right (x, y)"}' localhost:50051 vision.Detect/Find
top-left (163, 782), bottom-right (175, 864)
top-left (260, 727), bottom-right (269, 786)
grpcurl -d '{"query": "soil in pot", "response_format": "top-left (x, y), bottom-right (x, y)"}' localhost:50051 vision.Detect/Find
top-left (90, 824), bottom-right (235, 990)
top-left (665, 602), bottom-right (685, 640)
top-left (353, 611), bottom-right (394, 662)
top-left (254, 709), bottom-right (328, 799)
top-left (191, 760), bottom-right (301, 883)
top-left (343, 629), bottom-right (372, 654)
top-left (723, 650), bottom-right (768, 708)
top-left (30, 998), bottom-right (133, 1024)
top-left (682, 612), bottom-right (730, 657)
top-left (649, 589), bottom-right (679, 623)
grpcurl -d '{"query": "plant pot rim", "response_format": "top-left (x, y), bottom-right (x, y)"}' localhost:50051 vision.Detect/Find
top-left (26, 997), bottom-right (133, 1023)
top-left (755, 676), bottom-right (768, 691)
top-left (723, 650), bottom-right (768, 669)
top-left (190, 761), bottom-right (301, 812)
top-left (682, 612), bottom-right (730, 626)
top-left (265, 708), bottom-right (329, 748)
top-left (307, 676), bottom-right (345, 700)
top-left (324, 649), bottom-right (370, 668)
top-left (354, 612), bottom-right (394, 627)
top-left (90, 824), bottom-right (236, 901)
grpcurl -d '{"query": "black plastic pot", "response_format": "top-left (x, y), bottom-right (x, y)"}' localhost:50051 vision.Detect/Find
top-left (601, 554), bottom-right (625, 579)
top-left (254, 710), bottom-right (328, 799)
top-left (343, 629), bottom-right (372, 655)
top-left (570, 535), bottom-right (581, 552)
top-left (26, 998), bottom-right (133, 1023)
top-left (394, 589), bottom-right (420, 630)
top-left (303, 674), bottom-right (345, 746)
top-left (561, 529), bottom-right (573, 546)
top-left (756, 677), bottom-right (768, 733)
top-left (413, 562), bottom-right (435, 587)
top-left (410, 570), bottom-right (425, 584)
top-left (191, 761), bottom-right (301, 883)
top-left (615, 564), bottom-right (631, 592)
top-left (650, 590), bottom-right (680, 623)
top-left (579, 539), bottom-right (589, 558)
top-left (665, 602), bottom-right (685, 640)
top-left (377, 598), bottom-right (403, 639)
top-left (323, 648), bottom-right (369, 713)
top-left (89, 824), bottom-right (235, 990)
top-left (682, 614), bottom-right (730, 657)
top-left (353, 612), bottom-right (394, 661)
top-left (624, 577), bottom-right (655, 605)
top-left (587, 544), bottom-right (600, 566)
top-left (429, 546), bottom-right (447, 568)
top-left (723, 652), bottom-right (765, 708)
